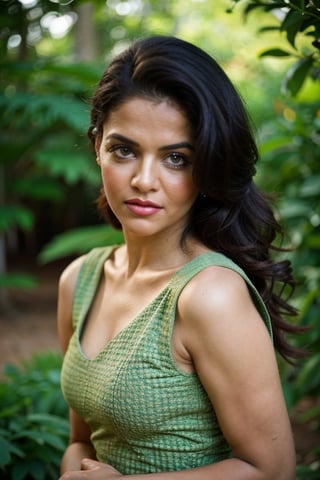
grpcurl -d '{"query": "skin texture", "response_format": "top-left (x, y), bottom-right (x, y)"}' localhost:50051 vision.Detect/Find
top-left (58, 98), bottom-right (296, 480)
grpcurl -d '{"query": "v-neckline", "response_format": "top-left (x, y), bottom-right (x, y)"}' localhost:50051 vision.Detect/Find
top-left (76, 250), bottom-right (228, 362)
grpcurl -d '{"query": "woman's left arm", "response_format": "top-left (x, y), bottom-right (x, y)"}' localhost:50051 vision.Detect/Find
top-left (177, 265), bottom-right (296, 479)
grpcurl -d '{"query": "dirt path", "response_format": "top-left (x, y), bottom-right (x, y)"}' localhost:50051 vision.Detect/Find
top-left (0, 258), bottom-right (65, 368)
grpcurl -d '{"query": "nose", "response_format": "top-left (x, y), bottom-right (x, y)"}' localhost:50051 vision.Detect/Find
top-left (131, 157), bottom-right (158, 192)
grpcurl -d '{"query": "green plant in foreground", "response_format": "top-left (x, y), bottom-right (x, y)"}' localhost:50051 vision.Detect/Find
top-left (0, 352), bottom-right (69, 480)
top-left (296, 458), bottom-right (320, 480)
top-left (230, 0), bottom-right (320, 97)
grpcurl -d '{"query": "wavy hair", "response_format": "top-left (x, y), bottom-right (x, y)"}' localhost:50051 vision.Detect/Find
top-left (88, 35), bottom-right (305, 362)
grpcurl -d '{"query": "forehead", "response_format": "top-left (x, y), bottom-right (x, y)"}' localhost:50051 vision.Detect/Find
top-left (107, 95), bottom-right (184, 118)
top-left (102, 96), bottom-right (192, 140)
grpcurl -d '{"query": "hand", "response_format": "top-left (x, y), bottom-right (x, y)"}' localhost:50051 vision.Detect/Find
top-left (59, 458), bottom-right (123, 479)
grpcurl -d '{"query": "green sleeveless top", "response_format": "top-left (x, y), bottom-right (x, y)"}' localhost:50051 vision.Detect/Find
top-left (61, 246), bottom-right (272, 475)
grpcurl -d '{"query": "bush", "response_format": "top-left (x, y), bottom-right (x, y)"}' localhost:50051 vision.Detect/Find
top-left (0, 352), bottom-right (69, 480)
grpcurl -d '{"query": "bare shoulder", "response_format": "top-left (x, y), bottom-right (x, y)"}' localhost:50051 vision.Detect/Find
top-left (177, 264), bottom-right (272, 362)
top-left (179, 264), bottom-right (257, 325)
top-left (57, 255), bottom-right (86, 353)
top-left (59, 255), bottom-right (86, 291)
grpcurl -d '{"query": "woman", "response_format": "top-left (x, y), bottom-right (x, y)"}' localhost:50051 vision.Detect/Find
top-left (58, 36), bottom-right (301, 479)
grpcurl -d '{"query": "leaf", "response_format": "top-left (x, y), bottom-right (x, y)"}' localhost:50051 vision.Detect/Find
top-left (0, 437), bottom-right (12, 466)
top-left (26, 413), bottom-right (69, 431)
top-left (41, 62), bottom-right (101, 85)
top-left (298, 404), bottom-right (320, 423)
top-left (300, 175), bottom-right (320, 197)
top-left (296, 353), bottom-right (320, 392)
top-left (11, 177), bottom-right (65, 202)
top-left (259, 135), bottom-right (294, 155)
top-left (1, 92), bottom-right (89, 132)
top-left (282, 57), bottom-right (314, 96)
top-left (38, 225), bottom-right (123, 263)
top-left (305, 235), bottom-right (320, 249)
top-left (2, 362), bottom-right (20, 377)
top-left (34, 150), bottom-right (99, 185)
top-left (0, 437), bottom-right (25, 466)
top-left (12, 460), bottom-right (46, 480)
top-left (280, 199), bottom-right (310, 218)
top-left (0, 205), bottom-right (34, 232)
top-left (32, 431), bottom-right (66, 450)
top-left (281, 10), bottom-right (303, 47)
top-left (0, 273), bottom-right (38, 289)
top-left (243, 2), bottom-right (284, 16)
top-left (288, 0), bottom-right (305, 7)
top-left (259, 25), bottom-right (281, 34)
top-left (13, 428), bottom-right (67, 451)
top-left (259, 48), bottom-right (291, 58)
top-left (11, 462), bottom-right (30, 480)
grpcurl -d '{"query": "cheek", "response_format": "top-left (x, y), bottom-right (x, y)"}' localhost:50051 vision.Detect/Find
top-left (100, 165), bottom-right (125, 197)
top-left (168, 177), bottom-right (198, 205)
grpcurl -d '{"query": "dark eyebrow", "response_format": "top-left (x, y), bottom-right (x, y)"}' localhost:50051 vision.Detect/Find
top-left (105, 133), bottom-right (139, 147)
top-left (105, 133), bottom-right (194, 152)
top-left (159, 142), bottom-right (195, 152)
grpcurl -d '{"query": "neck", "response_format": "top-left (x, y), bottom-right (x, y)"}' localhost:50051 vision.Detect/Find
top-left (118, 230), bottom-right (196, 278)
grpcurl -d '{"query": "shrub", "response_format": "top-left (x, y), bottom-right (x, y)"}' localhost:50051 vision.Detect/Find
top-left (0, 352), bottom-right (69, 480)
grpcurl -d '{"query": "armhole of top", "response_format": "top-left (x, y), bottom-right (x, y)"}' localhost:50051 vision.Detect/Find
top-left (215, 258), bottom-right (273, 341)
top-left (172, 252), bottom-right (273, 342)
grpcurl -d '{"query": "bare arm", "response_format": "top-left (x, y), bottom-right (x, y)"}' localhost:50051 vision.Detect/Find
top-left (174, 266), bottom-right (296, 479)
top-left (57, 256), bottom-right (97, 474)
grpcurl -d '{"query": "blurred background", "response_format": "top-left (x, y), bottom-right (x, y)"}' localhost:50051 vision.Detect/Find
top-left (0, 0), bottom-right (319, 478)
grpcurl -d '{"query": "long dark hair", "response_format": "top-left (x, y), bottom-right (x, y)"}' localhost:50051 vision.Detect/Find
top-left (88, 35), bottom-right (305, 362)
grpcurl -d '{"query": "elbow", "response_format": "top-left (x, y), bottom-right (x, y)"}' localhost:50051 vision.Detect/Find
top-left (277, 456), bottom-right (296, 480)
top-left (260, 450), bottom-right (296, 480)
top-left (238, 445), bottom-right (296, 480)
top-left (271, 440), bottom-right (296, 480)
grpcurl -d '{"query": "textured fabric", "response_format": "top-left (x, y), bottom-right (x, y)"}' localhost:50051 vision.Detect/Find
top-left (61, 247), bottom-right (273, 475)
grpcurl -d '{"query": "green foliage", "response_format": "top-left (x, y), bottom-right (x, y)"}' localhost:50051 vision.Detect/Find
top-left (259, 98), bottom-right (319, 356)
top-left (0, 273), bottom-right (38, 289)
top-left (0, 352), bottom-right (69, 480)
top-left (0, 204), bottom-right (34, 233)
top-left (296, 459), bottom-right (320, 480)
top-left (39, 225), bottom-right (124, 263)
top-left (230, 0), bottom-right (320, 96)
top-left (257, 101), bottom-right (320, 465)
top-left (0, 58), bottom-right (101, 290)
top-left (229, 1), bottom-right (319, 466)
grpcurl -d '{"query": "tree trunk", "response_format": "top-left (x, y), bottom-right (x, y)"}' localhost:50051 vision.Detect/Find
top-left (74, 2), bottom-right (98, 61)
top-left (0, 165), bottom-right (7, 308)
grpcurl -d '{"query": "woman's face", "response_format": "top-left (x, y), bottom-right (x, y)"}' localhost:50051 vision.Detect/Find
top-left (95, 97), bottom-right (199, 241)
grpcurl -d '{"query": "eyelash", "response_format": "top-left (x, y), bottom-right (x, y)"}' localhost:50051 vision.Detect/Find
top-left (166, 153), bottom-right (190, 169)
top-left (108, 145), bottom-right (191, 170)
top-left (108, 145), bottom-right (134, 158)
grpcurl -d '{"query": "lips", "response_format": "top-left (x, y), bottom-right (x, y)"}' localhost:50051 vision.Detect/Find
top-left (125, 198), bottom-right (162, 216)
